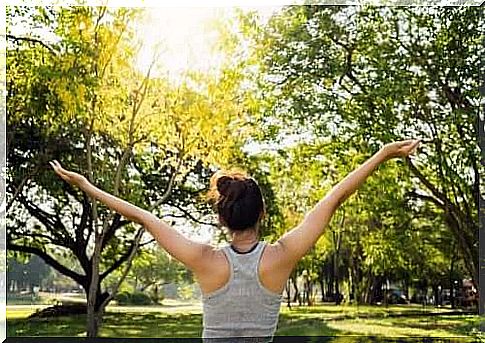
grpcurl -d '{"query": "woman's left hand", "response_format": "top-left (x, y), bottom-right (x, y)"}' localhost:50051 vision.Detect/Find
top-left (49, 160), bottom-right (87, 187)
top-left (382, 139), bottom-right (420, 159)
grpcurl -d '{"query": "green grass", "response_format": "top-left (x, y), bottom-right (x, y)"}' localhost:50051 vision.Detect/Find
top-left (8, 307), bottom-right (203, 338)
top-left (7, 303), bottom-right (480, 339)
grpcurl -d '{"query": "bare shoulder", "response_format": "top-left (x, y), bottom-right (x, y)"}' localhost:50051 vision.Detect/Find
top-left (194, 244), bottom-right (231, 294)
top-left (197, 244), bottom-right (226, 269)
top-left (261, 241), bottom-right (293, 270)
top-left (259, 241), bottom-right (295, 294)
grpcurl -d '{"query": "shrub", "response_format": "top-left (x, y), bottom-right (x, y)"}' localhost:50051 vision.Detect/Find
top-left (115, 291), bottom-right (152, 305)
top-left (130, 291), bottom-right (152, 305)
top-left (114, 291), bottom-right (131, 305)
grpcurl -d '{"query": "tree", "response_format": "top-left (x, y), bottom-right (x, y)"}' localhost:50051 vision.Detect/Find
top-left (7, 6), bottom-right (247, 336)
top-left (240, 6), bottom-right (481, 285)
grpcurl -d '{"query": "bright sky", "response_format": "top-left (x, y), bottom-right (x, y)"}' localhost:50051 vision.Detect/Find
top-left (133, 6), bottom-right (282, 243)
top-left (134, 7), bottom-right (280, 81)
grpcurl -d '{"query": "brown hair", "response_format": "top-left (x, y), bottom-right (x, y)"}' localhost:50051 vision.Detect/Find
top-left (208, 170), bottom-right (265, 231)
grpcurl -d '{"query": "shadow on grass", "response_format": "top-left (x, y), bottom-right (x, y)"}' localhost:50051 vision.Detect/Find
top-left (9, 311), bottom-right (342, 337)
top-left (102, 312), bottom-right (203, 337)
top-left (276, 312), bottom-right (341, 336)
top-left (8, 314), bottom-right (87, 337)
top-left (8, 312), bottom-right (204, 338)
top-left (7, 309), bottom-right (478, 340)
top-left (282, 305), bottom-right (476, 322)
top-left (384, 315), bottom-right (481, 337)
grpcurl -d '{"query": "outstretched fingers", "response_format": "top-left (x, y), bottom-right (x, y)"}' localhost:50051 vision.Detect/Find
top-left (52, 160), bottom-right (63, 170)
top-left (407, 140), bottom-right (420, 155)
top-left (49, 160), bottom-right (67, 180)
top-left (49, 161), bottom-right (59, 174)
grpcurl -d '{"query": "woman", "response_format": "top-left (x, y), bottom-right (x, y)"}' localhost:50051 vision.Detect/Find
top-left (50, 139), bottom-right (419, 341)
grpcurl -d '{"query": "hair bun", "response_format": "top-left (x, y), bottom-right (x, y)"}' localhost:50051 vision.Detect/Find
top-left (216, 176), bottom-right (233, 196)
top-left (208, 170), bottom-right (265, 231)
top-left (217, 176), bottom-right (247, 200)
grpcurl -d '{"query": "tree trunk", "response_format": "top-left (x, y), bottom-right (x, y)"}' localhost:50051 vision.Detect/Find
top-left (86, 311), bottom-right (101, 338)
top-left (332, 221), bottom-right (343, 305)
top-left (403, 279), bottom-right (409, 300)
top-left (285, 279), bottom-right (292, 309)
top-left (369, 275), bottom-right (382, 305)
top-left (85, 267), bottom-right (110, 337)
top-left (86, 253), bottom-right (102, 337)
top-left (291, 277), bottom-right (300, 305)
top-left (327, 270), bottom-right (334, 302)
top-left (347, 257), bottom-right (355, 305)
top-left (305, 279), bottom-right (314, 306)
top-left (334, 279), bottom-right (340, 305)
top-left (449, 246), bottom-right (456, 309)
top-left (450, 283), bottom-right (455, 309)
top-left (352, 254), bottom-right (365, 305)
top-left (319, 277), bottom-right (325, 303)
top-left (334, 252), bottom-right (341, 305)
top-left (83, 287), bottom-right (107, 337)
top-left (433, 284), bottom-right (439, 307)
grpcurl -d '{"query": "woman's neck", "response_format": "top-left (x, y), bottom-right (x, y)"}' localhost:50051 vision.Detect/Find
top-left (229, 229), bottom-right (259, 250)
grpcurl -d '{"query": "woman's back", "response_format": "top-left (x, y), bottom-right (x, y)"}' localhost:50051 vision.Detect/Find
top-left (202, 241), bottom-right (283, 340)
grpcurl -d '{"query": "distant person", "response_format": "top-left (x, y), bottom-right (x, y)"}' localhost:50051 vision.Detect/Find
top-left (50, 139), bottom-right (420, 342)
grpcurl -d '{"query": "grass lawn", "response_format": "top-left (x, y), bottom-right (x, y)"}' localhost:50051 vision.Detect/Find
top-left (7, 302), bottom-right (481, 340)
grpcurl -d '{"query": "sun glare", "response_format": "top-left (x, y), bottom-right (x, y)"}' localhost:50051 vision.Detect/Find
top-left (135, 7), bottom-right (228, 81)
top-left (135, 6), bottom-right (280, 81)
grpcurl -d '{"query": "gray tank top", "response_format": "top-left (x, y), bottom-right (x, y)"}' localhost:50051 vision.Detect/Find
top-left (202, 241), bottom-right (283, 342)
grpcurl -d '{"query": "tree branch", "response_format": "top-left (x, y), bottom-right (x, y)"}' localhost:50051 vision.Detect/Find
top-left (99, 229), bottom-right (141, 281)
top-left (140, 238), bottom-right (156, 247)
top-left (100, 214), bottom-right (130, 251)
top-left (328, 36), bottom-right (366, 94)
top-left (17, 195), bottom-right (71, 243)
top-left (6, 34), bottom-right (57, 54)
top-left (150, 157), bottom-right (183, 210)
top-left (7, 243), bottom-right (85, 286)
top-left (76, 192), bottom-right (91, 247)
top-left (6, 164), bottom-right (41, 214)
top-left (405, 157), bottom-right (449, 207)
top-left (165, 203), bottom-right (217, 227)
top-left (405, 190), bottom-right (445, 209)
top-left (9, 231), bottom-right (68, 248)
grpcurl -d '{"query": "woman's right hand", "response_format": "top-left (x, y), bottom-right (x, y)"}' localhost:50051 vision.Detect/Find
top-left (49, 160), bottom-right (88, 187)
top-left (382, 139), bottom-right (420, 159)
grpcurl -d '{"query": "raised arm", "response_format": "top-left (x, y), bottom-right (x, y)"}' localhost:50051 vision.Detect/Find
top-left (49, 160), bottom-right (211, 272)
top-left (275, 139), bottom-right (420, 266)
